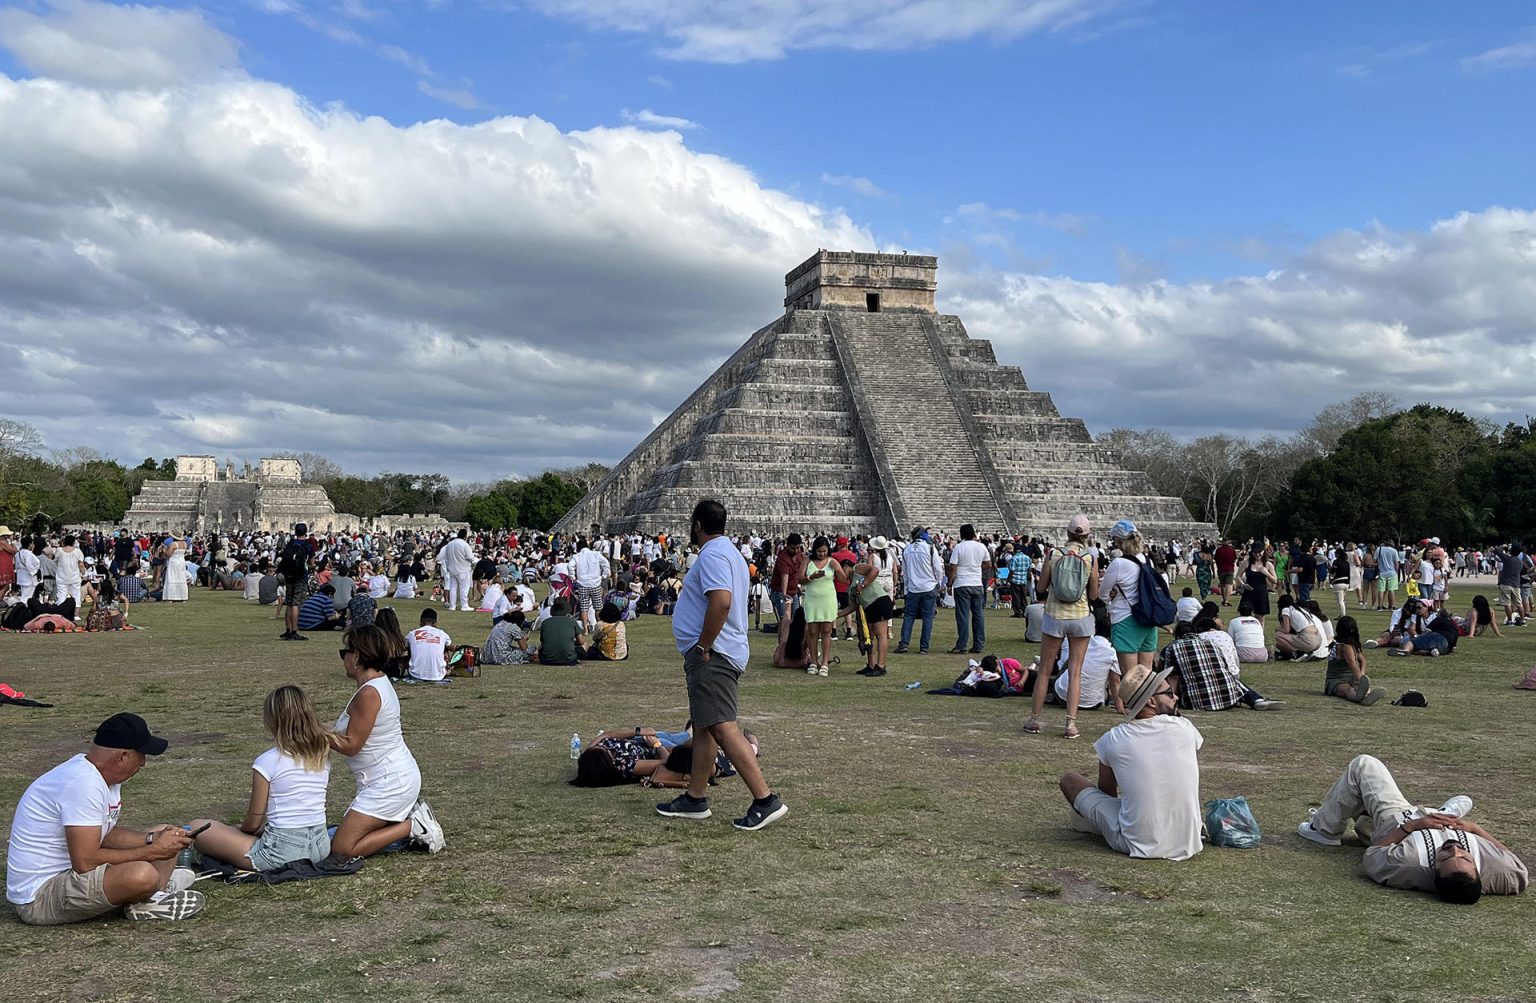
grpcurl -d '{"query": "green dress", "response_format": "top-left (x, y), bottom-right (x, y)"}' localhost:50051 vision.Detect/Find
top-left (802, 558), bottom-right (838, 623)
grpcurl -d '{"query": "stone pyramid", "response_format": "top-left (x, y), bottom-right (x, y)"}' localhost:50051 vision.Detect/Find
top-left (555, 251), bottom-right (1213, 541)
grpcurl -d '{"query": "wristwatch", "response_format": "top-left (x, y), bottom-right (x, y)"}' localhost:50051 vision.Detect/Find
top-left (144, 831), bottom-right (154, 845)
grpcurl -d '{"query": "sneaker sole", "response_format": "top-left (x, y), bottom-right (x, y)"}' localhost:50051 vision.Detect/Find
top-left (656, 807), bottom-right (712, 820)
top-left (127, 890), bottom-right (205, 921)
top-left (1296, 821), bottom-right (1341, 846)
top-left (733, 804), bottom-right (788, 831)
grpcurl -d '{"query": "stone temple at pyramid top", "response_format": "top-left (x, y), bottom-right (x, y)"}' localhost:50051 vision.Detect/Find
top-left (554, 251), bottom-right (1212, 542)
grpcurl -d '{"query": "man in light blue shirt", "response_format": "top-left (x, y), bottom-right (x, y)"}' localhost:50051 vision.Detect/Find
top-left (657, 499), bottom-right (787, 832)
top-left (1375, 542), bottom-right (1402, 611)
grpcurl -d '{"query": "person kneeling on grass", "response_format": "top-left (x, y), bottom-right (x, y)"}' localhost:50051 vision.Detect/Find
top-left (186, 686), bottom-right (333, 872)
top-left (1162, 619), bottom-right (1286, 712)
top-left (1297, 755), bottom-right (1528, 902)
top-left (1324, 616), bottom-right (1383, 705)
top-left (6, 714), bottom-right (203, 924)
top-left (1058, 664), bottom-right (1204, 861)
top-left (328, 625), bottom-right (444, 856)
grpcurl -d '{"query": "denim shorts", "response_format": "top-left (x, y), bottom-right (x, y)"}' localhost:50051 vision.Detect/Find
top-left (248, 824), bottom-right (331, 871)
top-left (1044, 612), bottom-right (1095, 638)
top-left (1409, 633), bottom-right (1449, 656)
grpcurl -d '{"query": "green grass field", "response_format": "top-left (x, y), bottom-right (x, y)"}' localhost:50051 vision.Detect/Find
top-left (2, 585), bottom-right (1533, 1003)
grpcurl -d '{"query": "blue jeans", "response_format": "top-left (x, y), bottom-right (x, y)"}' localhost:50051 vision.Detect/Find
top-left (1410, 632), bottom-right (1449, 655)
top-left (954, 586), bottom-right (985, 651)
top-left (900, 589), bottom-right (938, 651)
top-left (770, 590), bottom-right (801, 621)
top-left (1297, 581), bottom-right (1313, 603)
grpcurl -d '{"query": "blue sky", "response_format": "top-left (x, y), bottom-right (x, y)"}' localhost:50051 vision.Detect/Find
top-left (139, 0), bottom-right (1536, 284)
top-left (1, 0), bottom-right (1534, 480)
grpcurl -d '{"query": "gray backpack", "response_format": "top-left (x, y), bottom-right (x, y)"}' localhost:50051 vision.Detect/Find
top-left (1049, 548), bottom-right (1089, 604)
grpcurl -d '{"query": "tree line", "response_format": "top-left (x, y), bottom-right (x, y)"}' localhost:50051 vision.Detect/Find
top-left (1096, 394), bottom-right (1536, 544)
top-left (0, 426), bottom-right (606, 533)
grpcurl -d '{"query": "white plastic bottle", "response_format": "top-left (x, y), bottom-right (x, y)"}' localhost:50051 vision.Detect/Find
top-left (569, 733), bottom-right (582, 759)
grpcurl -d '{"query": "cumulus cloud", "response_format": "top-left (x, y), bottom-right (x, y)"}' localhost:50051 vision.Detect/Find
top-left (0, 10), bottom-right (871, 479)
top-left (621, 107), bottom-right (699, 130)
top-left (946, 208), bottom-right (1536, 441)
top-left (529, 0), bottom-right (1119, 62)
top-left (0, 0), bottom-right (240, 87)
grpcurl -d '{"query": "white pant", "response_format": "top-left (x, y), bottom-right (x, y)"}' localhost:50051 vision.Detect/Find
top-left (446, 571), bottom-right (472, 611)
top-left (55, 581), bottom-right (82, 606)
top-left (1312, 755), bottom-right (1424, 840)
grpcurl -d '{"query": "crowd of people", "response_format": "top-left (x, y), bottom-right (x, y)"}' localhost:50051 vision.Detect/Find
top-left (3, 505), bottom-right (1530, 925)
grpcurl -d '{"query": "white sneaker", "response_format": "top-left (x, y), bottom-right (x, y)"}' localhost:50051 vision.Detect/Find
top-left (409, 798), bottom-right (446, 853)
top-left (818, 664), bottom-right (829, 677)
top-left (805, 663), bottom-right (818, 675)
top-left (1296, 817), bottom-right (1341, 846)
top-left (126, 889), bottom-right (205, 921)
top-left (1363, 639), bottom-right (1379, 649)
top-left (167, 867), bottom-right (197, 893)
top-left (1251, 698), bottom-right (1286, 710)
top-left (1437, 795), bottom-right (1473, 818)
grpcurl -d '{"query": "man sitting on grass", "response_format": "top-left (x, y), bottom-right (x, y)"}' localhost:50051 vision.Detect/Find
top-left (536, 598), bottom-right (585, 666)
top-left (1298, 755), bottom-right (1528, 903)
top-left (6, 714), bottom-right (204, 924)
top-left (297, 584), bottom-right (344, 632)
top-left (1058, 664), bottom-right (1204, 861)
top-left (1162, 619), bottom-right (1287, 712)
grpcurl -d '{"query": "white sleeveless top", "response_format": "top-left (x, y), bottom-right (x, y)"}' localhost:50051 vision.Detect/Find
top-left (336, 676), bottom-right (413, 775)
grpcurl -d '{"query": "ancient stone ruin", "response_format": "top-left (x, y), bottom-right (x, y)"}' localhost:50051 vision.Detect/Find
top-left (555, 250), bottom-right (1213, 541)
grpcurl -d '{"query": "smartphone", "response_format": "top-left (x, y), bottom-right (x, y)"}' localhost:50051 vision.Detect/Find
top-left (188, 823), bottom-right (212, 838)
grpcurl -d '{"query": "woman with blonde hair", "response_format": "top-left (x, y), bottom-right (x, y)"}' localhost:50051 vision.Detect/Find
top-left (329, 624), bottom-right (443, 856)
top-left (1025, 514), bottom-right (1101, 739)
top-left (188, 685), bottom-right (332, 870)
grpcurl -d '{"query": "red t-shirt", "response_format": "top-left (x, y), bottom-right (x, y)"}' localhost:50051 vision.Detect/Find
top-left (1214, 544), bottom-right (1238, 574)
top-left (830, 549), bottom-right (858, 593)
top-left (772, 549), bottom-right (802, 595)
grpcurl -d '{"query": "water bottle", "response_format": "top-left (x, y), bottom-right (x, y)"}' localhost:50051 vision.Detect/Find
top-left (904, 681), bottom-right (922, 691)
top-left (176, 825), bottom-right (195, 868)
top-left (569, 733), bottom-right (582, 760)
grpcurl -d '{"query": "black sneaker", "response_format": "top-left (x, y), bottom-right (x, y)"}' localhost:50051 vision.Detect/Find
top-left (856, 666), bottom-right (876, 676)
top-left (733, 794), bottom-right (788, 831)
top-left (867, 666), bottom-right (887, 677)
top-left (894, 644), bottom-right (909, 654)
top-left (947, 646), bottom-right (967, 654)
top-left (655, 793), bottom-right (711, 820)
top-left (291, 633), bottom-right (309, 641)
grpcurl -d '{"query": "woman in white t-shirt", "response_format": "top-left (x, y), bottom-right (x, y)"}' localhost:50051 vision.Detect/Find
top-left (1226, 600), bottom-right (1268, 662)
top-left (1275, 595), bottom-right (1325, 659)
top-left (188, 686), bottom-right (332, 871)
top-left (328, 624), bottom-right (442, 856)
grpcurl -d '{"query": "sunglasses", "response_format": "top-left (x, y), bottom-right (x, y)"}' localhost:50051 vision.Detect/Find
top-left (338, 648), bottom-right (354, 659)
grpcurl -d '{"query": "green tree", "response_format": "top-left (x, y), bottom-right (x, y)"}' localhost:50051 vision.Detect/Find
top-left (465, 492), bottom-right (520, 530)
top-left (512, 473), bottom-right (584, 531)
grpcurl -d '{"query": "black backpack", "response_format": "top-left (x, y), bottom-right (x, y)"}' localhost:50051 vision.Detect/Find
top-left (277, 540), bottom-right (309, 583)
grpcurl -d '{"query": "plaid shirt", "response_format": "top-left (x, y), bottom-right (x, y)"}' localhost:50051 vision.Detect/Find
top-left (1165, 634), bottom-right (1247, 710)
top-left (117, 575), bottom-right (146, 603)
top-left (1008, 552), bottom-right (1032, 583)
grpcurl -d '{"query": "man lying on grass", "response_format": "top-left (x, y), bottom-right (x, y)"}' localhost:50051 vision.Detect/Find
top-left (1298, 755), bottom-right (1528, 903)
top-left (6, 714), bottom-right (204, 924)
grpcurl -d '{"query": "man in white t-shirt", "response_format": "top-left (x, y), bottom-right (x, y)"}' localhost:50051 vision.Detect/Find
top-left (1175, 588), bottom-right (1202, 623)
top-left (437, 529), bottom-right (475, 612)
top-left (945, 524), bottom-right (993, 655)
top-left (1059, 664), bottom-right (1204, 861)
top-left (6, 713), bottom-right (204, 924)
top-left (408, 608), bottom-right (452, 682)
top-left (571, 543), bottom-right (612, 632)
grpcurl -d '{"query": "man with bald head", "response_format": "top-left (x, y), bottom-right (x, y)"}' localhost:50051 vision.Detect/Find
top-left (6, 714), bottom-right (204, 923)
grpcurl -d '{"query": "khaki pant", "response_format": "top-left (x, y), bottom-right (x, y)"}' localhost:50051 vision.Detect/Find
top-left (1311, 755), bottom-right (1425, 841)
top-left (15, 864), bottom-right (115, 926)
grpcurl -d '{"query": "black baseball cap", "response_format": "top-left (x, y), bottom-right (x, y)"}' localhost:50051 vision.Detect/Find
top-left (93, 713), bottom-right (168, 755)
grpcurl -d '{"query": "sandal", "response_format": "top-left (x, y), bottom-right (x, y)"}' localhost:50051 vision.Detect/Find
top-left (806, 663), bottom-right (818, 675)
top-left (1022, 716), bottom-right (1042, 734)
top-left (1063, 719), bottom-right (1081, 740)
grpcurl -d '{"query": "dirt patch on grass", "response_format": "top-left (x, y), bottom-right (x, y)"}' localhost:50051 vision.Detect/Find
top-left (1013, 868), bottom-right (1152, 904)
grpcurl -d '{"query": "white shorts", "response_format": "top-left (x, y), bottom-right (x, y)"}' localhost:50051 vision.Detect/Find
top-left (348, 755), bottom-right (422, 822)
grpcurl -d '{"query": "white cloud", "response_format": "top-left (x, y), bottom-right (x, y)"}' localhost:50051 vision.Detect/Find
top-left (946, 208), bottom-right (1536, 441)
top-left (378, 43), bottom-right (432, 77)
top-left (0, 0), bottom-right (240, 87)
top-left (621, 107), bottom-right (700, 130)
top-left (0, 10), bottom-right (872, 479)
top-left (646, 73), bottom-right (673, 88)
top-left (529, 0), bottom-right (1119, 62)
top-left (820, 173), bottom-right (885, 198)
top-left (417, 79), bottom-right (480, 109)
top-left (1462, 33), bottom-right (1536, 73)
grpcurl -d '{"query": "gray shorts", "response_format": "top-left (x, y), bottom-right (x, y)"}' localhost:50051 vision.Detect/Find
top-left (1070, 788), bottom-right (1132, 857)
top-left (1044, 612), bottom-right (1095, 638)
top-left (15, 864), bottom-right (114, 926)
top-left (684, 645), bottom-right (741, 729)
top-left (248, 824), bottom-right (331, 871)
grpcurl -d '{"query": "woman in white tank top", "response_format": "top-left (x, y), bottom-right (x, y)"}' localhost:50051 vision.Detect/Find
top-left (328, 625), bottom-right (443, 856)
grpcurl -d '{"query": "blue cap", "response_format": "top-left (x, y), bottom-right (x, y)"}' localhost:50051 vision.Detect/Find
top-left (1110, 519), bottom-right (1138, 541)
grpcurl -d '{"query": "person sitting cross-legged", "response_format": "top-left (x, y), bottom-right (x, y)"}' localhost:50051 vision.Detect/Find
top-left (1058, 664), bottom-right (1205, 861)
top-left (1297, 755), bottom-right (1528, 902)
top-left (535, 598), bottom-right (585, 666)
top-left (1162, 618), bottom-right (1286, 712)
top-left (5, 714), bottom-right (204, 924)
top-left (297, 584), bottom-right (345, 632)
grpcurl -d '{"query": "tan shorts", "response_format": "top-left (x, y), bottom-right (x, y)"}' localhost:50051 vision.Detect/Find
top-left (15, 864), bottom-right (115, 926)
top-left (1500, 584), bottom-right (1521, 608)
